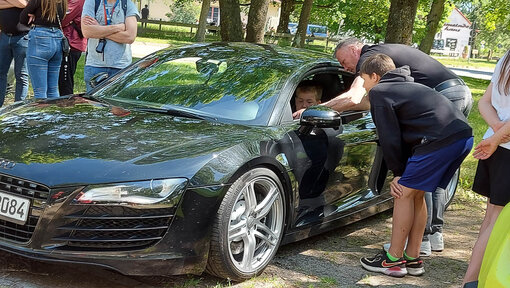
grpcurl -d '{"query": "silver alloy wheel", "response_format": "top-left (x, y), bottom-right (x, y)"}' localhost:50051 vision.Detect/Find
top-left (227, 175), bottom-right (284, 273)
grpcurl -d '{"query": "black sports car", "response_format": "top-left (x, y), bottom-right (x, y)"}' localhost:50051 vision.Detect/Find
top-left (0, 42), bottom-right (458, 281)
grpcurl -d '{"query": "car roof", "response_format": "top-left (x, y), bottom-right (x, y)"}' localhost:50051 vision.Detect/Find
top-left (155, 42), bottom-right (336, 69)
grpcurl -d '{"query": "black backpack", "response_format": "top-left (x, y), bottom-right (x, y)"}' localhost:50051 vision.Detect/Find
top-left (94, 0), bottom-right (128, 19)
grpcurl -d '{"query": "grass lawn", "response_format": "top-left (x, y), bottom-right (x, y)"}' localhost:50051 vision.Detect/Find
top-left (436, 57), bottom-right (498, 71)
top-left (136, 23), bottom-right (221, 44)
top-left (458, 76), bottom-right (490, 193)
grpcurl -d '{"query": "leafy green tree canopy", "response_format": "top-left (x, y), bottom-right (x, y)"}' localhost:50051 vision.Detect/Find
top-left (166, 0), bottom-right (201, 23)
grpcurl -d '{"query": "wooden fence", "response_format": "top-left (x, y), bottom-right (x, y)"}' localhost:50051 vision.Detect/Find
top-left (138, 19), bottom-right (335, 50)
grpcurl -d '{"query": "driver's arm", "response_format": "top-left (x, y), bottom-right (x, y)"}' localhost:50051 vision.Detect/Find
top-left (321, 76), bottom-right (369, 112)
top-left (292, 75), bottom-right (369, 119)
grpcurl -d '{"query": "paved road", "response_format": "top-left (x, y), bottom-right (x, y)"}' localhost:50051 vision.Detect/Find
top-left (131, 41), bottom-right (170, 58)
top-left (448, 67), bottom-right (493, 80)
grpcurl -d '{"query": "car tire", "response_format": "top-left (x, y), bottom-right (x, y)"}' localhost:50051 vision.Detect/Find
top-left (444, 168), bottom-right (460, 210)
top-left (206, 167), bottom-right (286, 281)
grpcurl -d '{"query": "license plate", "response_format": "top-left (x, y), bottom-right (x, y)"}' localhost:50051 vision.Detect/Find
top-left (0, 191), bottom-right (30, 225)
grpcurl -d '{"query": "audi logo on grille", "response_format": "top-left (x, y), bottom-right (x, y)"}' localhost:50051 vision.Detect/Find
top-left (0, 159), bottom-right (16, 169)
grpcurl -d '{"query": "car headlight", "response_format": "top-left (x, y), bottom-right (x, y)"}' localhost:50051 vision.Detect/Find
top-left (74, 178), bottom-right (188, 205)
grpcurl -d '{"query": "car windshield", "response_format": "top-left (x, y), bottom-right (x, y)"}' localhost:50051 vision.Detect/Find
top-left (91, 44), bottom-right (292, 125)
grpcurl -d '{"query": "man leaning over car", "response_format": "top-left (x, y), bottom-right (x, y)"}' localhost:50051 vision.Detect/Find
top-left (0, 0), bottom-right (30, 107)
top-left (293, 37), bottom-right (473, 258)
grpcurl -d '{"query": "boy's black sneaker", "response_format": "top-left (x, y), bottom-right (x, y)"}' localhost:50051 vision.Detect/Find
top-left (360, 251), bottom-right (407, 277)
top-left (406, 256), bottom-right (425, 276)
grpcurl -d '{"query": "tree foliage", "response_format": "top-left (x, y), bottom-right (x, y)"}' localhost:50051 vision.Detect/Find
top-left (456, 0), bottom-right (510, 54)
top-left (336, 0), bottom-right (389, 43)
top-left (166, 0), bottom-right (201, 23)
top-left (478, 0), bottom-right (510, 52)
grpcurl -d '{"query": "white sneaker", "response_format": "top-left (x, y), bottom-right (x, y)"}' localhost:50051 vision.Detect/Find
top-left (383, 240), bottom-right (431, 257)
top-left (420, 240), bottom-right (431, 257)
top-left (429, 232), bottom-right (444, 251)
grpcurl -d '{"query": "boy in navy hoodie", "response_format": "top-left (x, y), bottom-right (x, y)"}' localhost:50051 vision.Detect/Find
top-left (359, 54), bottom-right (473, 277)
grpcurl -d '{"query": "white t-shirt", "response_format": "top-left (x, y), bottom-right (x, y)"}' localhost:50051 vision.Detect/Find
top-left (483, 51), bottom-right (510, 150)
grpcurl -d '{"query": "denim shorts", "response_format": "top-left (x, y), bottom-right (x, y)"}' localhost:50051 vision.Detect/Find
top-left (398, 137), bottom-right (474, 192)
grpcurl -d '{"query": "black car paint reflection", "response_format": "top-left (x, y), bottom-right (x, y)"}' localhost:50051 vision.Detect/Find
top-left (0, 43), bottom-right (392, 278)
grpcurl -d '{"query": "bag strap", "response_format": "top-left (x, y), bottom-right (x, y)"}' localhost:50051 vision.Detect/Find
top-left (71, 21), bottom-right (84, 38)
top-left (56, 14), bottom-right (63, 31)
top-left (95, 0), bottom-right (127, 18)
top-left (94, 0), bottom-right (101, 15)
top-left (121, 0), bottom-right (127, 16)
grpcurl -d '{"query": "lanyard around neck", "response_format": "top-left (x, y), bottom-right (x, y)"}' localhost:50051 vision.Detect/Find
top-left (103, 0), bottom-right (120, 25)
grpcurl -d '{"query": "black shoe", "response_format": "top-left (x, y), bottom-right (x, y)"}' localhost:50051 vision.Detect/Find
top-left (463, 281), bottom-right (478, 288)
top-left (360, 250), bottom-right (407, 277)
top-left (405, 256), bottom-right (425, 276)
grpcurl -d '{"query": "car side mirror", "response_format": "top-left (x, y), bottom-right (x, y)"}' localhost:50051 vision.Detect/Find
top-left (299, 106), bottom-right (342, 135)
top-left (89, 72), bottom-right (109, 88)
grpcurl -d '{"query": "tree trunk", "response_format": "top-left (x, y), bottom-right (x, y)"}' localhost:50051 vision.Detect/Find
top-left (419, 0), bottom-right (446, 54)
top-left (219, 0), bottom-right (244, 41)
top-left (194, 0), bottom-right (211, 42)
top-left (245, 0), bottom-right (270, 43)
top-left (276, 0), bottom-right (294, 33)
top-left (385, 0), bottom-right (419, 45)
top-left (292, 0), bottom-right (313, 47)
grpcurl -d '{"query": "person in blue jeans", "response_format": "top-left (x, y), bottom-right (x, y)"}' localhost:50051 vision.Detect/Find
top-left (20, 0), bottom-right (67, 99)
top-left (81, 0), bottom-right (139, 92)
top-left (0, 0), bottom-right (30, 106)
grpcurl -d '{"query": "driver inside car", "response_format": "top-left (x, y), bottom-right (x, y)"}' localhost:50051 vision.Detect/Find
top-left (293, 80), bottom-right (322, 118)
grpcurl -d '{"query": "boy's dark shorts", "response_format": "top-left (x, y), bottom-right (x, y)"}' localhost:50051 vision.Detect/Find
top-left (472, 145), bottom-right (510, 206)
top-left (398, 137), bottom-right (473, 192)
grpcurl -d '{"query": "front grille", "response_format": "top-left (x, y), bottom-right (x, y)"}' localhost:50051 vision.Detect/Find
top-left (54, 205), bottom-right (174, 251)
top-left (0, 174), bottom-right (49, 243)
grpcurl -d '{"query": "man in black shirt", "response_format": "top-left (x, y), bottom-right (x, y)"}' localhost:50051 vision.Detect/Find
top-left (325, 37), bottom-right (473, 116)
top-left (330, 37), bottom-right (473, 257)
top-left (141, 5), bottom-right (149, 28)
top-left (0, 0), bottom-right (30, 107)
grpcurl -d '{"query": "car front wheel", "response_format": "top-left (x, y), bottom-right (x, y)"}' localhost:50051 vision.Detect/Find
top-left (445, 168), bottom-right (460, 210)
top-left (206, 167), bottom-right (285, 281)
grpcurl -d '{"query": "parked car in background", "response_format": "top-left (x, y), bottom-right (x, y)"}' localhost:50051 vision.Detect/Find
top-left (308, 24), bottom-right (328, 37)
top-left (287, 23), bottom-right (327, 37)
top-left (0, 42), bottom-right (460, 281)
top-left (287, 22), bottom-right (298, 34)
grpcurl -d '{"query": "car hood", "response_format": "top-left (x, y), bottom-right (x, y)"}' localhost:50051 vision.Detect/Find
top-left (0, 97), bottom-right (268, 187)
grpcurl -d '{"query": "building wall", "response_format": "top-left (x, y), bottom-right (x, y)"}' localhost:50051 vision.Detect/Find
top-left (139, 0), bottom-right (172, 21)
top-left (266, 3), bottom-right (280, 31)
top-left (434, 8), bottom-right (471, 56)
